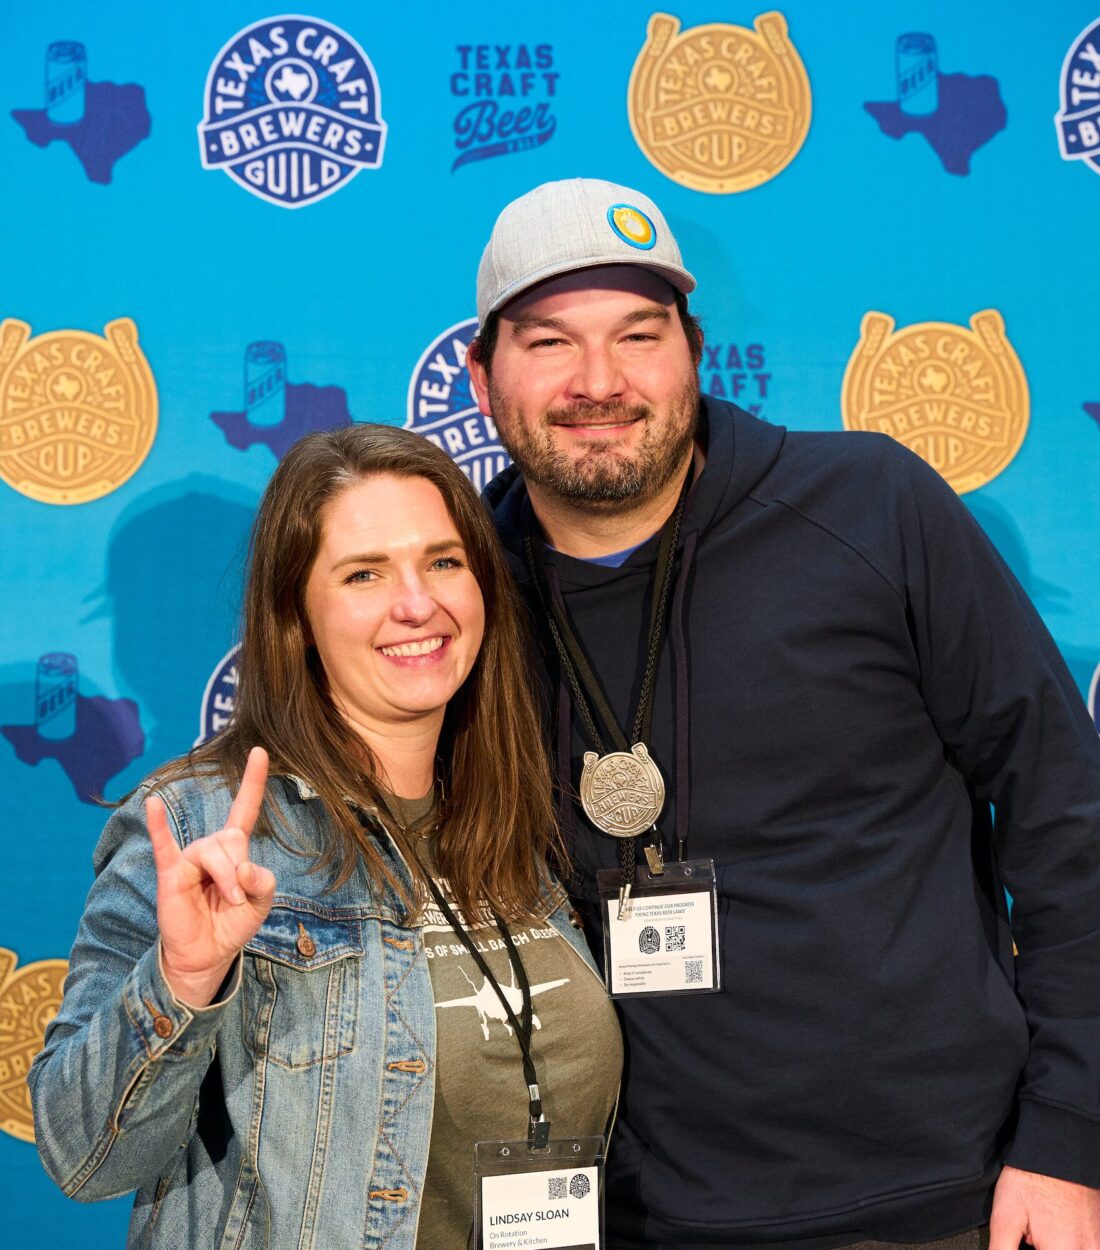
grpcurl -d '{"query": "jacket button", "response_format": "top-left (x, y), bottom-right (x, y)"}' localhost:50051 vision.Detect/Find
top-left (153, 1015), bottom-right (173, 1039)
top-left (296, 924), bottom-right (317, 958)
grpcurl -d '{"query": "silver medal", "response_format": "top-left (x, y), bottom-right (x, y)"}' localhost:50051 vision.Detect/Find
top-left (579, 743), bottom-right (665, 838)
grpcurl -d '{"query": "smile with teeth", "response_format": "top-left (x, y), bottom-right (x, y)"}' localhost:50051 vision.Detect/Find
top-left (379, 636), bottom-right (446, 657)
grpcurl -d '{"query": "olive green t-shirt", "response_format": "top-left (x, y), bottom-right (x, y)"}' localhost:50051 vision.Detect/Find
top-left (392, 804), bottom-right (621, 1250)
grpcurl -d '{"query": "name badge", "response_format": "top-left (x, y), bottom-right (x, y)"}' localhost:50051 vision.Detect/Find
top-left (475, 1137), bottom-right (605, 1249)
top-left (596, 859), bottom-right (720, 998)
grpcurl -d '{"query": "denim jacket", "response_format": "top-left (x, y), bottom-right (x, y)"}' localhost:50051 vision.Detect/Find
top-left (29, 771), bottom-right (602, 1249)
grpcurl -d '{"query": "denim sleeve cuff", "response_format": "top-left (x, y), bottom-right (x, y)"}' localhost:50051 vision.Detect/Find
top-left (1006, 1097), bottom-right (1100, 1188)
top-left (120, 942), bottom-right (242, 1060)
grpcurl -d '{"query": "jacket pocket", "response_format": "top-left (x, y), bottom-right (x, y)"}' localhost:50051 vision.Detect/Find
top-left (243, 902), bottom-right (362, 1070)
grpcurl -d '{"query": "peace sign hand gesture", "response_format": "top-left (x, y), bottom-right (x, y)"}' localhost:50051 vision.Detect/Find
top-left (145, 747), bottom-right (277, 1008)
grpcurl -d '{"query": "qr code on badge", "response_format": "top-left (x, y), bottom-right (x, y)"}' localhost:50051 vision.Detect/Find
top-left (547, 1176), bottom-right (567, 1200)
top-left (665, 925), bottom-right (686, 951)
top-left (685, 958), bottom-right (704, 985)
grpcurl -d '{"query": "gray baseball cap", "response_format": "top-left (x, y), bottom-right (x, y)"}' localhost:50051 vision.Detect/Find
top-left (476, 177), bottom-right (696, 324)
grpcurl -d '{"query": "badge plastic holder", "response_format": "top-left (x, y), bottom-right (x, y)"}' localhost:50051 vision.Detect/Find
top-left (474, 1136), bottom-right (605, 1250)
top-left (596, 858), bottom-right (721, 998)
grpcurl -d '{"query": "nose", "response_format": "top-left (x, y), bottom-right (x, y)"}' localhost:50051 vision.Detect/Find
top-left (390, 573), bottom-right (435, 625)
top-left (567, 345), bottom-right (625, 406)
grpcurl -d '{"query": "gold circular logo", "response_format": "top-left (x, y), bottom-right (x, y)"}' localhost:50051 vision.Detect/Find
top-left (0, 947), bottom-right (67, 1143)
top-left (628, 10), bottom-right (811, 194)
top-left (841, 311), bottom-right (1029, 494)
top-left (0, 317), bottom-right (158, 505)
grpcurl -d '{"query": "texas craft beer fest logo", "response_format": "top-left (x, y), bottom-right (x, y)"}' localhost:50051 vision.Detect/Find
top-left (1055, 18), bottom-right (1100, 176)
top-left (628, 11), bottom-right (811, 193)
top-left (198, 15), bottom-right (387, 208)
top-left (0, 318), bottom-right (157, 504)
top-left (841, 311), bottom-right (1029, 494)
top-left (449, 43), bottom-right (559, 171)
top-left (0, 946), bottom-right (67, 1142)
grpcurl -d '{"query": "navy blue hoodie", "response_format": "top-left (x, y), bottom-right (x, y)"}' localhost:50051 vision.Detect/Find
top-left (485, 398), bottom-right (1100, 1247)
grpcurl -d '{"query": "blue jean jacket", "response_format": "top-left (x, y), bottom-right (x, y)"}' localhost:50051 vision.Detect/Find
top-left (29, 771), bottom-right (603, 1249)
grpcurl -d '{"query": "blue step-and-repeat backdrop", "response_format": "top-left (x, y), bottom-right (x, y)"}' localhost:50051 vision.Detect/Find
top-left (3, 2), bottom-right (1099, 1242)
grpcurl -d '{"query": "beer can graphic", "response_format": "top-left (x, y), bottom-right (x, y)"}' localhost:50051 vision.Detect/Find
top-left (896, 33), bottom-right (938, 117)
top-left (46, 41), bottom-right (86, 124)
top-left (35, 653), bottom-right (78, 741)
top-left (244, 341), bottom-right (287, 427)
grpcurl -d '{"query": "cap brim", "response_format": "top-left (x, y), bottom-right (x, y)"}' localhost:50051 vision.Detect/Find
top-left (485, 255), bottom-right (696, 321)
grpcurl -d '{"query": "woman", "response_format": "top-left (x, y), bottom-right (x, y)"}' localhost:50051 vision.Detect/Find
top-left (30, 425), bottom-right (621, 1249)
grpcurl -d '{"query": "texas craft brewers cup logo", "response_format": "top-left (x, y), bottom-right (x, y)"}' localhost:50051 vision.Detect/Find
top-left (841, 311), bottom-right (1029, 494)
top-left (405, 318), bottom-right (510, 491)
top-left (628, 11), bottom-right (811, 193)
top-left (198, 15), bottom-right (387, 208)
top-left (0, 318), bottom-right (157, 505)
top-left (1055, 19), bottom-right (1100, 176)
top-left (0, 946), bottom-right (67, 1142)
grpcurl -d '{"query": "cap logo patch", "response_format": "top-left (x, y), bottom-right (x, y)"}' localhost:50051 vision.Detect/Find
top-left (607, 203), bottom-right (656, 250)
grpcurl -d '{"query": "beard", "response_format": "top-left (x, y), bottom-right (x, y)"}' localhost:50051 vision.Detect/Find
top-left (488, 375), bottom-right (699, 508)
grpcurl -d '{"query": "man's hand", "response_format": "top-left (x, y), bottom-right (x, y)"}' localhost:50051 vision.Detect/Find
top-left (990, 1164), bottom-right (1100, 1249)
top-left (146, 747), bottom-right (277, 1008)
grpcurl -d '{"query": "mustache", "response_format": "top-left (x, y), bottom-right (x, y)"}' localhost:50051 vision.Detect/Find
top-left (545, 402), bottom-right (651, 427)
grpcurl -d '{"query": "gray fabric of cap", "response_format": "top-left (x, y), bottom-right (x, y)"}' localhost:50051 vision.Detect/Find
top-left (476, 178), bottom-right (696, 323)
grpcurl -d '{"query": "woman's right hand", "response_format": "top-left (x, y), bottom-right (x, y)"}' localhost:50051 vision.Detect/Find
top-left (145, 747), bottom-right (277, 1007)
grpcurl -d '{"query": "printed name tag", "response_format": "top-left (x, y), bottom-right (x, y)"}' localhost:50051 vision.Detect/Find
top-left (476, 1138), bottom-right (605, 1250)
top-left (597, 859), bottom-right (720, 998)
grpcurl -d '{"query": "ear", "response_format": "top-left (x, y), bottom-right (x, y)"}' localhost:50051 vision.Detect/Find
top-left (466, 340), bottom-right (493, 419)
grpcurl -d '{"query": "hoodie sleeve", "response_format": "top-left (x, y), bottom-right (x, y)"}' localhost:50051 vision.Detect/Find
top-left (895, 449), bottom-right (1100, 1187)
top-left (28, 789), bottom-right (241, 1201)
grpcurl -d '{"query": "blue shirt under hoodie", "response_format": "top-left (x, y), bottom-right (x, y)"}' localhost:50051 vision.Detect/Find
top-left (484, 397), bottom-right (1100, 1248)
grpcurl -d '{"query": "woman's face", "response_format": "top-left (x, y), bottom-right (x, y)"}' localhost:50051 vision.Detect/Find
top-left (303, 474), bottom-right (486, 743)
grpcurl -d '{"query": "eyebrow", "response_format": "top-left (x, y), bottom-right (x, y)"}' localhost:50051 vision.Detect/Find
top-left (332, 539), bottom-right (465, 569)
top-left (509, 306), bottom-right (672, 337)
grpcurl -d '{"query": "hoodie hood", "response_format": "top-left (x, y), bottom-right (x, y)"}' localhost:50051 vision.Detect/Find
top-left (483, 396), bottom-right (787, 566)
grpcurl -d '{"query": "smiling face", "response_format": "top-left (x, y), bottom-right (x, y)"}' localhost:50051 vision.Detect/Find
top-left (468, 265), bottom-right (699, 511)
top-left (303, 474), bottom-right (486, 747)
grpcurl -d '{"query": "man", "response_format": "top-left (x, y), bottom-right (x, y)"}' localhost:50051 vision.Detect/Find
top-left (467, 178), bottom-right (1100, 1249)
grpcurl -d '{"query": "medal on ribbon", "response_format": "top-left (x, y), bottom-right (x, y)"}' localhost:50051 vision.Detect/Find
top-left (579, 744), bottom-right (665, 839)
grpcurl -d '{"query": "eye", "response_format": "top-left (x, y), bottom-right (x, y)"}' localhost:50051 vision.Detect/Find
top-left (430, 555), bottom-right (465, 571)
top-left (343, 568), bottom-right (377, 584)
top-left (528, 336), bottom-right (567, 349)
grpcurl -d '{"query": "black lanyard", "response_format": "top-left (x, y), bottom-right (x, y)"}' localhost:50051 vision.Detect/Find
top-left (423, 872), bottom-right (551, 1149)
top-left (358, 808), bottom-right (549, 1146)
top-left (523, 471), bottom-right (690, 895)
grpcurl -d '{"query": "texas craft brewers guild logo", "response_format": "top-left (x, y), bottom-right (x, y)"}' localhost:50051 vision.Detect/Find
top-left (197, 644), bottom-right (241, 744)
top-left (628, 11), bottom-right (811, 193)
top-left (1055, 19), bottom-right (1100, 176)
top-left (0, 946), bottom-right (67, 1142)
top-left (0, 318), bottom-right (157, 504)
top-left (841, 311), bottom-right (1028, 494)
top-left (198, 15), bottom-right (387, 208)
top-left (405, 318), bottom-right (510, 490)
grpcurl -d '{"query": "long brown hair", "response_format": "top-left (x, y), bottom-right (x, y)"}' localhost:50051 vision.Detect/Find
top-left (160, 424), bottom-right (562, 922)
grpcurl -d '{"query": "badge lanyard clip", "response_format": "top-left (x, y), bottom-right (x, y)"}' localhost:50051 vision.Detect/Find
top-left (643, 828), bottom-right (665, 878)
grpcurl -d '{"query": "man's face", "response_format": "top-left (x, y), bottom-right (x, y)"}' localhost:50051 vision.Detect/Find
top-left (468, 266), bottom-right (699, 509)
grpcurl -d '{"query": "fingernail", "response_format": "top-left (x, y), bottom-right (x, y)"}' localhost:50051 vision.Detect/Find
top-left (232, 887), bottom-right (246, 904)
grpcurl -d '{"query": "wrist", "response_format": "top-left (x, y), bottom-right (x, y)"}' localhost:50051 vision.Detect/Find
top-left (159, 947), bottom-right (237, 1009)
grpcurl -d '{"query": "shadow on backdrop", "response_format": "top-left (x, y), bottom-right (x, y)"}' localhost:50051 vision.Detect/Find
top-left (964, 495), bottom-right (1070, 614)
top-left (86, 477), bottom-right (257, 793)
